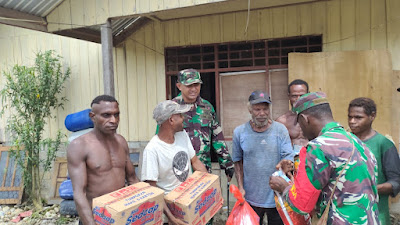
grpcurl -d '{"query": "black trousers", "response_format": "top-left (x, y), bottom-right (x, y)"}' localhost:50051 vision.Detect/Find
top-left (250, 205), bottom-right (284, 225)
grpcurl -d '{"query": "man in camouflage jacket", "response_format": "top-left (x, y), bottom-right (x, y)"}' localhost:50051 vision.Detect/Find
top-left (270, 92), bottom-right (380, 225)
top-left (173, 68), bottom-right (235, 181)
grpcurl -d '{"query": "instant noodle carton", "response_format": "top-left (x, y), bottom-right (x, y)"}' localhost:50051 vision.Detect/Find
top-left (165, 171), bottom-right (223, 225)
top-left (92, 182), bottom-right (164, 225)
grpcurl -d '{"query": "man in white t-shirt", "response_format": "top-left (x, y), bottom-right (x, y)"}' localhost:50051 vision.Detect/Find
top-left (141, 100), bottom-right (207, 225)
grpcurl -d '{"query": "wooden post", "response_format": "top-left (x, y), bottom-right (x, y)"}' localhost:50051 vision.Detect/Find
top-left (101, 19), bottom-right (115, 96)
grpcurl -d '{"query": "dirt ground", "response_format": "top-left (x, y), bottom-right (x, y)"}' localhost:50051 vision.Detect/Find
top-left (213, 207), bottom-right (229, 225)
top-left (1, 204), bottom-right (399, 224)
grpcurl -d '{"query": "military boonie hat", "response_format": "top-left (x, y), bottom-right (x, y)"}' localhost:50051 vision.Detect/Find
top-left (153, 100), bottom-right (191, 125)
top-left (292, 92), bottom-right (329, 114)
top-left (178, 69), bottom-right (203, 85)
top-left (249, 90), bottom-right (272, 105)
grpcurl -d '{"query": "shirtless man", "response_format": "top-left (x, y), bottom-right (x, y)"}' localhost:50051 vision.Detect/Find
top-left (275, 79), bottom-right (309, 152)
top-left (67, 95), bottom-right (139, 225)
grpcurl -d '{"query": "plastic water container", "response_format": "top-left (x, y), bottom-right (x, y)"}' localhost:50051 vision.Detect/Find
top-left (64, 109), bottom-right (94, 132)
top-left (59, 178), bottom-right (74, 200)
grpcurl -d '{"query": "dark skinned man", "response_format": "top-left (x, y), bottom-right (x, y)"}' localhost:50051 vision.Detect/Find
top-left (348, 97), bottom-right (400, 225)
top-left (67, 95), bottom-right (139, 225)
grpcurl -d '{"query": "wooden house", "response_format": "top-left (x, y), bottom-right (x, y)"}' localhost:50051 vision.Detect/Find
top-left (0, 0), bottom-right (399, 204)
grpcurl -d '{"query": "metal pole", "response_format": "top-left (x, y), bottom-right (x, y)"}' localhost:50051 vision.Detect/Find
top-left (101, 19), bottom-right (115, 96)
top-left (227, 181), bottom-right (230, 215)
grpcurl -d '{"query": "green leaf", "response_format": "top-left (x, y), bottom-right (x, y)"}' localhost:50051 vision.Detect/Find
top-left (0, 50), bottom-right (70, 209)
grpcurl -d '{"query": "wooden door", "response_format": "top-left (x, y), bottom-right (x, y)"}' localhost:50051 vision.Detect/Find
top-left (269, 69), bottom-right (289, 120)
top-left (220, 71), bottom-right (267, 138)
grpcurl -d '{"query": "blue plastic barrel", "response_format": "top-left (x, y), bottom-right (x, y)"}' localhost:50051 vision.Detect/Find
top-left (59, 178), bottom-right (74, 200)
top-left (64, 109), bottom-right (94, 132)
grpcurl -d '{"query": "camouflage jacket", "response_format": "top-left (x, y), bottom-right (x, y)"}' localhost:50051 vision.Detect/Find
top-left (172, 95), bottom-right (234, 178)
top-left (282, 122), bottom-right (380, 225)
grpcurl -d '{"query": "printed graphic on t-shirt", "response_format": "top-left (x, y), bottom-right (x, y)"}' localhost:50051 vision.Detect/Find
top-left (172, 151), bottom-right (190, 182)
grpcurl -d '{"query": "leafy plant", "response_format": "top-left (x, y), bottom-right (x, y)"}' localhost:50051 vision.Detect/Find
top-left (0, 50), bottom-right (70, 210)
top-left (56, 215), bottom-right (76, 225)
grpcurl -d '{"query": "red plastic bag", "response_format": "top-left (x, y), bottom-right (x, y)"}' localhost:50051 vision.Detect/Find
top-left (273, 151), bottom-right (312, 225)
top-left (275, 192), bottom-right (311, 225)
top-left (226, 184), bottom-right (259, 225)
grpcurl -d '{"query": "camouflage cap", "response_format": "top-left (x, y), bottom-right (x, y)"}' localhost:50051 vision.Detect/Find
top-left (249, 90), bottom-right (272, 105)
top-left (292, 92), bottom-right (329, 114)
top-left (153, 100), bottom-right (191, 125)
top-left (178, 69), bottom-right (203, 85)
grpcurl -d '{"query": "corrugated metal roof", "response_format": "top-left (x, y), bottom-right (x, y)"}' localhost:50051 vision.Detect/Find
top-left (0, 0), bottom-right (141, 36)
top-left (0, 1), bottom-right (146, 44)
top-left (0, 0), bottom-right (64, 17)
top-left (87, 17), bottom-right (141, 36)
top-left (112, 17), bottom-right (141, 37)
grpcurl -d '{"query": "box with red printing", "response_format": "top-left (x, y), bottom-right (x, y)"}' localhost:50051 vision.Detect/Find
top-left (92, 182), bottom-right (164, 225)
top-left (165, 171), bottom-right (223, 225)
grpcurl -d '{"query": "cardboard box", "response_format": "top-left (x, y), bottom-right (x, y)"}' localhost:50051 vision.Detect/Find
top-left (92, 182), bottom-right (164, 225)
top-left (165, 171), bottom-right (223, 225)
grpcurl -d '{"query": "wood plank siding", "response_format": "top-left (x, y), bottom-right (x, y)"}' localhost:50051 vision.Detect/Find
top-left (113, 21), bottom-right (165, 141)
top-left (47, 0), bottom-right (227, 31)
top-left (161, 0), bottom-right (400, 72)
top-left (46, 0), bottom-right (321, 32)
top-left (0, 25), bottom-right (103, 142)
top-left (113, 0), bottom-right (400, 141)
top-left (1, 0), bottom-right (400, 143)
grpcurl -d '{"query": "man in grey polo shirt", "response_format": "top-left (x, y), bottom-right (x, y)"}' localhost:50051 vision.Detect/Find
top-left (232, 91), bottom-right (294, 225)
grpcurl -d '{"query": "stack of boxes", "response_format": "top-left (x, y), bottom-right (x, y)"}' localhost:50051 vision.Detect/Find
top-left (92, 172), bottom-right (223, 225)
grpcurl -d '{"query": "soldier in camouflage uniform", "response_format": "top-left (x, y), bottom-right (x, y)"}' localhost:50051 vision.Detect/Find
top-left (173, 69), bottom-right (235, 180)
top-left (270, 92), bottom-right (380, 225)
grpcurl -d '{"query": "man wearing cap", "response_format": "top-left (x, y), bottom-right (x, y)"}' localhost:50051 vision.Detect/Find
top-left (276, 79), bottom-right (309, 152)
top-left (141, 100), bottom-right (207, 225)
top-left (232, 90), bottom-right (294, 225)
top-left (269, 92), bottom-right (380, 224)
top-left (173, 69), bottom-right (235, 181)
top-left (348, 97), bottom-right (400, 225)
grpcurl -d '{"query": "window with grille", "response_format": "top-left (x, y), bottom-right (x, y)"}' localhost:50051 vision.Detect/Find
top-left (165, 35), bottom-right (322, 109)
top-left (165, 35), bottom-right (322, 77)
